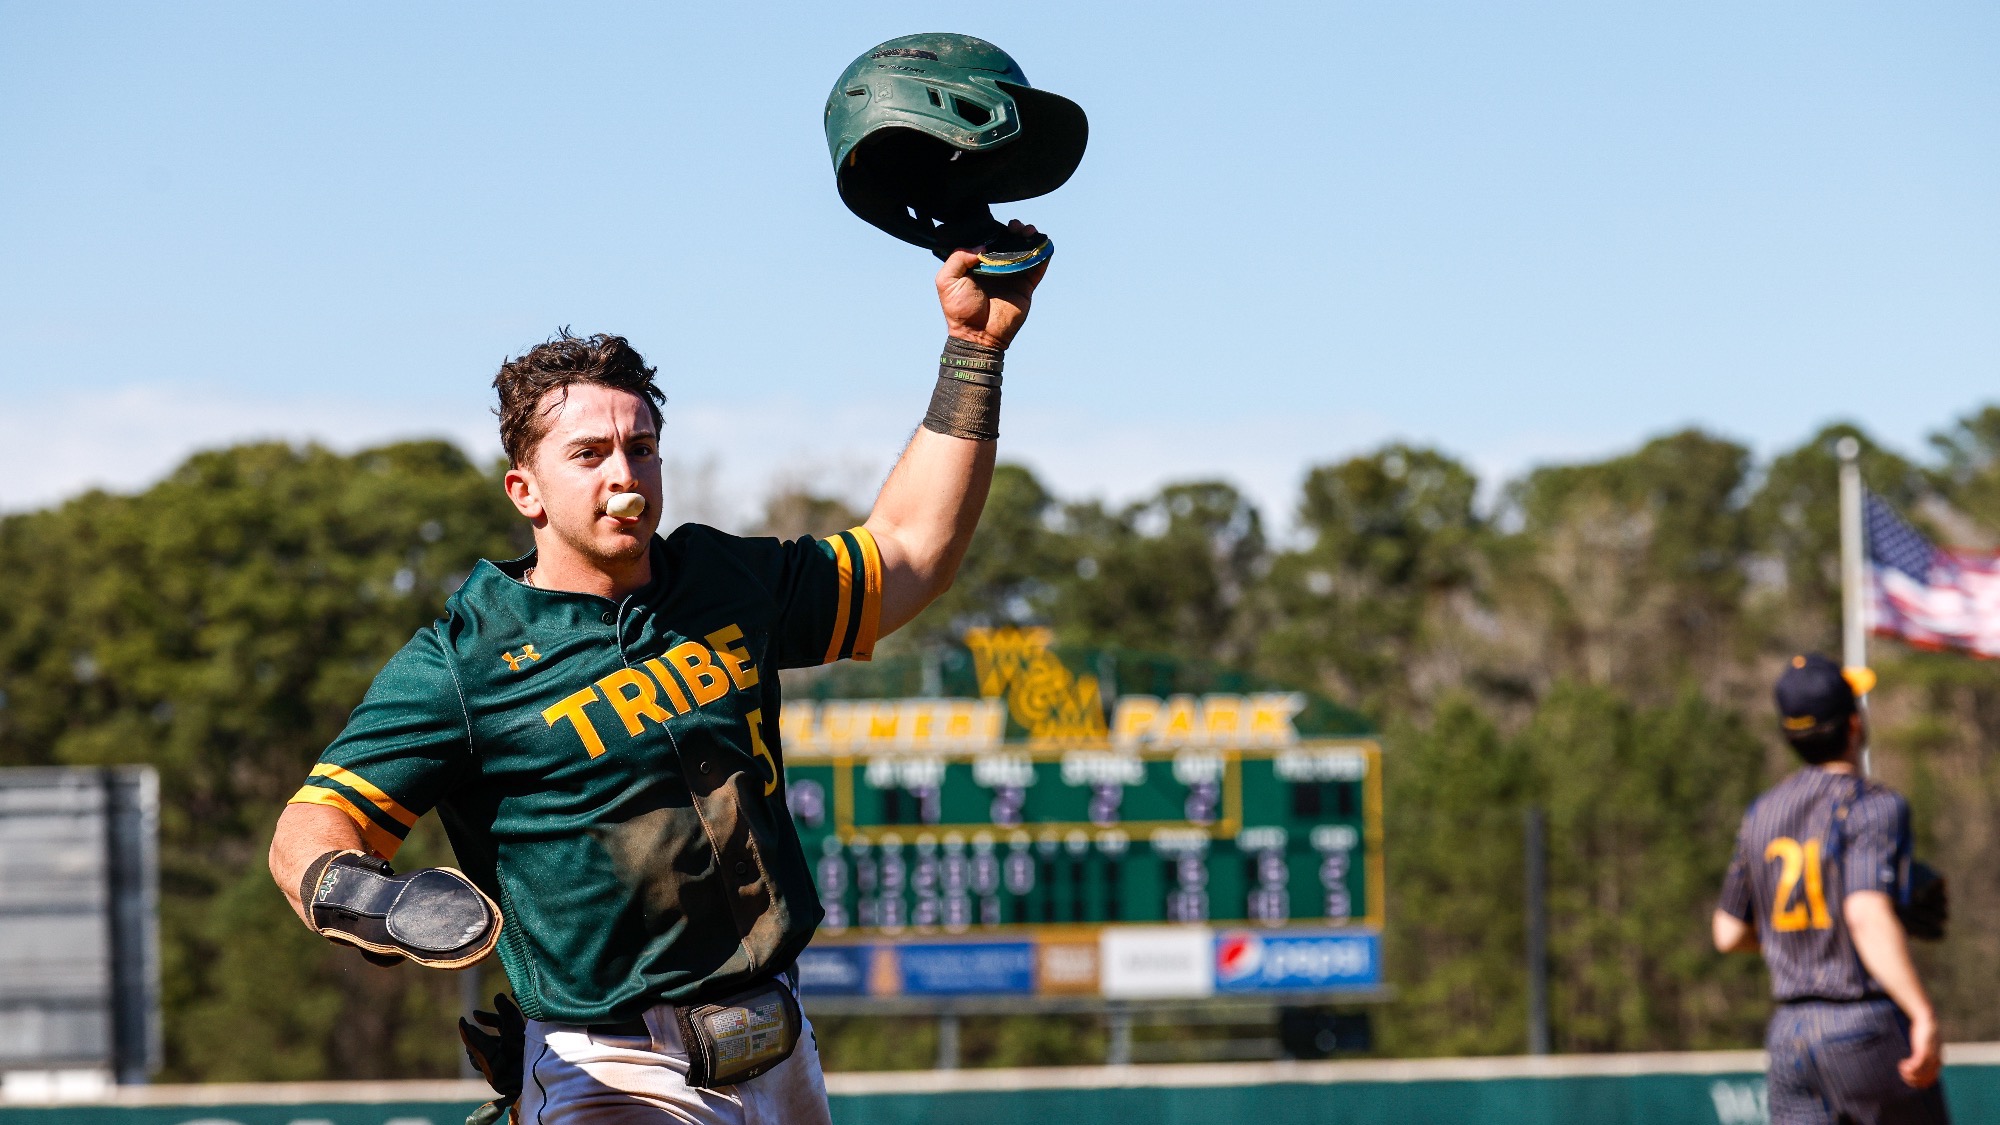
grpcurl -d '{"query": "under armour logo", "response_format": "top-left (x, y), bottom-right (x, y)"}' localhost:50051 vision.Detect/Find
top-left (502, 645), bottom-right (542, 672)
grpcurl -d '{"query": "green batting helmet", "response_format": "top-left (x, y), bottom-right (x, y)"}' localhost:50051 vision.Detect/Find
top-left (824, 33), bottom-right (1088, 256)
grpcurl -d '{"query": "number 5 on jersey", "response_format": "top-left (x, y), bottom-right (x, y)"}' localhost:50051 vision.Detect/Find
top-left (1766, 836), bottom-right (1832, 932)
top-left (745, 708), bottom-right (778, 797)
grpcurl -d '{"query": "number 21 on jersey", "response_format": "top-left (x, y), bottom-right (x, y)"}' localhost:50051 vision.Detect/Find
top-left (1765, 836), bottom-right (1832, 932)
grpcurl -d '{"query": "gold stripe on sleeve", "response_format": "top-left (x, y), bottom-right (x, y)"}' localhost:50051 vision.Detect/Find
top-left (310, 763), bottom-right (419, 828)
top-left (823, 534), bottom-right (856, 665)
top-left (288, 785), bottom-right (405, 860)
top-left (849, 526), bottom-right (884, 662)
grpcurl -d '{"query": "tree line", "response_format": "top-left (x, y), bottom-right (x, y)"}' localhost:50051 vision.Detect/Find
top-left (5, 411), bottom-right (2000, 1077)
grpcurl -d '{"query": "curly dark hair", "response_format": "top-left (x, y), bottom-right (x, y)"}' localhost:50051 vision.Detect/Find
top-left (493, 329), bottom-right (665, 466)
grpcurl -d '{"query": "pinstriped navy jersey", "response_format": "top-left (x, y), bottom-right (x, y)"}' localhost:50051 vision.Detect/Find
top-left (1719, 767), bottom-right (1911, 1002)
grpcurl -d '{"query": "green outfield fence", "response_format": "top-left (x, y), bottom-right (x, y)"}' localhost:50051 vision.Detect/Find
top-left (7, 1046), bottom-right (2000, 1125)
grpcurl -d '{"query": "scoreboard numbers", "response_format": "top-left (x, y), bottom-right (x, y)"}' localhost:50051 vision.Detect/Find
top-left (786, 741), bottom-right (1379, 934)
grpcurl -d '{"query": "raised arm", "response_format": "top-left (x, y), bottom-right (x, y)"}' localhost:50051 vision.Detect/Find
top-left (867, 222), bottom-right (1048, 637)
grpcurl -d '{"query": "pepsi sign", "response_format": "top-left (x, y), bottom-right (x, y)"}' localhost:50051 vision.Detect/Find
top-left (1214, 929), bottom-right (1381, 992)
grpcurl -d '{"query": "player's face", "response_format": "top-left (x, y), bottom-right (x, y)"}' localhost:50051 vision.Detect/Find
top-left (509, 385), bottom-right (664, 566)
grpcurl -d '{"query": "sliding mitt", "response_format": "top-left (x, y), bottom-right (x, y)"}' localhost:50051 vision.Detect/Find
top-left (301, 850), bottom-right (500, 969)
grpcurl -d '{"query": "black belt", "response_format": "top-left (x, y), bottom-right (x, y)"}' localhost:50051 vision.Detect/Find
top-left (1777, 994), bottom-right (1890, 1006)
top-left (585, 965), bottom-right (799, 1039)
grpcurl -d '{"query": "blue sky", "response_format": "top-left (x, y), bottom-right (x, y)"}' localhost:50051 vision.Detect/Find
top-left (3, 2), bottom-right (1995, 529)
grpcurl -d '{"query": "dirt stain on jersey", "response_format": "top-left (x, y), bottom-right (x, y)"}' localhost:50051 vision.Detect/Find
top-left (592, 806), bottom-right (717, 930)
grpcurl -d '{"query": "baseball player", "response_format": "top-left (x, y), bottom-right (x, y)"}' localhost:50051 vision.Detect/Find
top-left (266, 232), bottom-right (1046, 1124)
top-left (1713, 654), bottom-right (1947, 1124)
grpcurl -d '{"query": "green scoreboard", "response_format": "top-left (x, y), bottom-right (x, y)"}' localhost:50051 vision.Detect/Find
top-left (784, 629), bottom-right (1385, 1000)
top-left (782, 740), bottom-right (1381, 936)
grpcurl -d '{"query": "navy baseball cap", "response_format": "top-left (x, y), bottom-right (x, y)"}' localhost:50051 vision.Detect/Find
top-left (1774, 653), bottom-right (1856, 736)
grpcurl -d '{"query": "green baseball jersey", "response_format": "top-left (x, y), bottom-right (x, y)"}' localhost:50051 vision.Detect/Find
top-left (288, 523), bottom-right (885, 1023)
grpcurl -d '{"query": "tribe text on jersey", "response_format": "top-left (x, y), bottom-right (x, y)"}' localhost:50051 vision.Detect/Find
top-left (288, 525), bottom-right (884, 1023)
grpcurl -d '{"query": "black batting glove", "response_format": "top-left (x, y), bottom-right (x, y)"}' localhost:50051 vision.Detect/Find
top-left (460, 992), bottom-right (524, 1125)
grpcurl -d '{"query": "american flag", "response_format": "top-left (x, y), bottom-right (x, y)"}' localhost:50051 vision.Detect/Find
top-left (1866, 495), bottom-right (2000, 657)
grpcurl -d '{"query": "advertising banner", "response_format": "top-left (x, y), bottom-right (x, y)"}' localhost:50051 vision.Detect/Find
top-left (1099, 927), bottom-right (1215, 998)
top-left (1214, 929), bottom-right (1381, 993)
top-left (897, 942), bottom-right (1036, 996)
top-left (1035, 939), bottom-right (1101, 996)
top-left (796, 944), bottom-right (872, 996)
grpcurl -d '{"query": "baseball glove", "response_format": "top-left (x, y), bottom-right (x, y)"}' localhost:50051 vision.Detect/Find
top-left (1898, 860), bottom-right (1948, 942)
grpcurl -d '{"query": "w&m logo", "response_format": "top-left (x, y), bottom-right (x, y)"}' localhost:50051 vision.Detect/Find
top-left (962, 627), bottom-right (1107, 745)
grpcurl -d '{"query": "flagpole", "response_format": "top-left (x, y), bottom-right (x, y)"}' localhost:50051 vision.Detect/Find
top-left (1837, 436), bottom-right (1871, 776)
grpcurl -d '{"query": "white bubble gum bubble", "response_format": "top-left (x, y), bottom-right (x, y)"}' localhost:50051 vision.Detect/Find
top-left (606, 493), bottom-right (646, 519)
